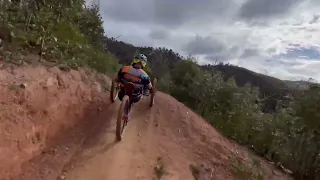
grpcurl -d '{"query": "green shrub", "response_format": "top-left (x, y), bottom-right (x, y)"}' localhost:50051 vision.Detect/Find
top-left (0, 0), bottom-right (120, 74)
top-left (160, 59), bottom-right (319, 179)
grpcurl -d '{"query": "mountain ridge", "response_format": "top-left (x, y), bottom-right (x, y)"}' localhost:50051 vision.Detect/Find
top-left (105, 38), bottom-right (315, 89)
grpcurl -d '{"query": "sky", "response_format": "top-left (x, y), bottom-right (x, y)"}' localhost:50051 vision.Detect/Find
top-left (97, 0), bottom-right (320, 82)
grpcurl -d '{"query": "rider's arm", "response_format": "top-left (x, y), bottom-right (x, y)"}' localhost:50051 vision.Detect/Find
top-left (140, 74), bottom-right (152, 90)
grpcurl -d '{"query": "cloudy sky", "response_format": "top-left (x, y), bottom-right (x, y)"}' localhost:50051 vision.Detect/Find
top-left (98, 0), bottom-right (320, 81)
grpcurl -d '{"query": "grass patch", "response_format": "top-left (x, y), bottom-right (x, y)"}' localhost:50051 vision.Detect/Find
top-left (231, 158), bottom-right (264, 180)
top-left (154, 157), bottom-right (167, 180)
top-left (189, 164), bottom-right (200, 180)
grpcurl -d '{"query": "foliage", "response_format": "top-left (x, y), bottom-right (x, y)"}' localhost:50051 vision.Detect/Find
top-left (0, 0), bottom-right (120, 74)
top-left (189, 164), bottom-right (201, 180)
top-left (158, 59), bottom-right (319, 180)
top-left (231, 158), bottom-right (264, 180)
top-left (154, 157), bottom-right (167, 180)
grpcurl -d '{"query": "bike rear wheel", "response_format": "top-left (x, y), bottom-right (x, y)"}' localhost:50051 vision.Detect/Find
top-left (110, 79), bottom-right (119, 103)
top-left (149, 78), bottom-right (157, 107)
top-left (116, 95), bottom-right (130, 141)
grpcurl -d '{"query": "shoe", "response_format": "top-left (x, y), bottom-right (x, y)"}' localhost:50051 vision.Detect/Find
top-left (143, 89), bottom-right (150, 96)
top-left (123, 115), bottom-right (130, 123)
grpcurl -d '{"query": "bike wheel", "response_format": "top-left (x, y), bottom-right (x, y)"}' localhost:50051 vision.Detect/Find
top-left (110, 79), bottom-right (119, 103)
top-left (149, 78), bottom-right (157, 107)
top-left (116, 95), bottom-right (130, 141)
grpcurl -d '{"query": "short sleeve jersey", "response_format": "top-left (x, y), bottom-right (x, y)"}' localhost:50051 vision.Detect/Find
top-left (118, 65), bottom-right (150, 88)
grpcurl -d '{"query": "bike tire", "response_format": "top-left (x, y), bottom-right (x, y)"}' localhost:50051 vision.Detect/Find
top-left (116, 95), bottom-right (129, 141)
top-left (149, 78), bottom-right (157, 107)
top-left (110, 79), bottom-right (119, 103)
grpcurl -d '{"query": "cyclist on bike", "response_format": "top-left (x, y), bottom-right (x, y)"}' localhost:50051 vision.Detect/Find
top-left (114, 54), bottom-right (153, 104)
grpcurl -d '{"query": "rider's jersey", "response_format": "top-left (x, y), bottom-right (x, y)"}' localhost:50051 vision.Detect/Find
top-left (117, 65), bottom-right (151, 89)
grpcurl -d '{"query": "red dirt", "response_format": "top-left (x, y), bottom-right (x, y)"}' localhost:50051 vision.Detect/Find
top-left (0, 62), bottom-right (111, 180)
top-left (0, 62), bottom-right (293, 180)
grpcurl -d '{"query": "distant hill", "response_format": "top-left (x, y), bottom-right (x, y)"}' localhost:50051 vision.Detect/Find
top-left (104, 38), bottom-right (183, 78)
top-left (202, 64), bottom-right (288, 89)
top-left (284, 80), bottom-right (311, 90)
top-left (201, 64), bottom-right (292, 112)
top-left (104, 38), bottom-right (311, 112)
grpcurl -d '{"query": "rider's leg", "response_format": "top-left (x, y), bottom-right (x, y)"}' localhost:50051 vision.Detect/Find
top-left (125, 94), bottom-right (141, 122)
top-left (143, 85), bottom-right (150, 96)
top-left (118, 88), bottom-right (125, 101)
top-left (131, 94), bottom-right (142, 104)
top-left (124, 99), bottom-right (136, 122)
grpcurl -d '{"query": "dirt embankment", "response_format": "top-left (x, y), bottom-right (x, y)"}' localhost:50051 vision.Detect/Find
top-left (0, 62), bottom-right (111, 179)
top-left (0, 61), bottom-right (293, 180)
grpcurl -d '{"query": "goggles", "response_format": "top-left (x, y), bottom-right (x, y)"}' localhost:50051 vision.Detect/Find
top-left (133, 59), bottom-right (146, 67)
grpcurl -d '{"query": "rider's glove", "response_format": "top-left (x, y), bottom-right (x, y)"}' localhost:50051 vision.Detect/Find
top-left (141, 74), bottom-right (149, 80)
top-left (140, 74), bottom-right (150, 85)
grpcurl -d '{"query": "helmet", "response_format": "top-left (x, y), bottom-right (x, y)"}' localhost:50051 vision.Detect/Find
top-left (132, 54), bottom-right (147, 68)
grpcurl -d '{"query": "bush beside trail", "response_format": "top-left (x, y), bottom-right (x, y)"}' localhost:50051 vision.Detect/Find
top-left (157, 59), bottom-right (320, 180)
top-left (0, 0), bottom-right (120, 74)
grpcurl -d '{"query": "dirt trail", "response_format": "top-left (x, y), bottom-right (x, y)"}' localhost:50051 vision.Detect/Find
top-left (59, 93), bottom-right (291, 180)
top-left (63, 99), bottom-right (157, 180)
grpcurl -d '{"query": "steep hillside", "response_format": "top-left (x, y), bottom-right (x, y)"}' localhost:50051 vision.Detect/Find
top-left (0, 62), bottom-right (292, 180)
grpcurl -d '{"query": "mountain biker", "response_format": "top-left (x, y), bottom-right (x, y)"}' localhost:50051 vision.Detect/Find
top-left (114, 54), bottom-right (153, 105)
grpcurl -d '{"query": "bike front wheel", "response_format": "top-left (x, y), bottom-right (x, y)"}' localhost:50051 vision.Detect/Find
top-left (116, 95), bottom-right (130, 141)
top-left (110, 79), bottom-right (119, 103)
top-left (149, 78), bottom-right (157, 107)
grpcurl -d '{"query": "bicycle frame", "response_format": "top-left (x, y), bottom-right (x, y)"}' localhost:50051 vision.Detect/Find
top-left (115, 78), bottom-right (157, 141)
top-left (123, 82), bottom-right (135, 97)
top-left (122, 82), bottom-right (139, 116)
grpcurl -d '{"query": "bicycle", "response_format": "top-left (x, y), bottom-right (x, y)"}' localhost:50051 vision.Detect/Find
top-left (110, 78), bottom-right (157, 141)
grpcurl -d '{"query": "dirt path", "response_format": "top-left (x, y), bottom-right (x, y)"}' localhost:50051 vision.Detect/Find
top-left (60, 96), bottom-right (158, 180)
top-left (56, 93), bottom-right (292, 180)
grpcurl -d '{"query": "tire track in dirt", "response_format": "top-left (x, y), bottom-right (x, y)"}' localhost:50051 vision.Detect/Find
top-left (63, 98), bottom-right (160, 180)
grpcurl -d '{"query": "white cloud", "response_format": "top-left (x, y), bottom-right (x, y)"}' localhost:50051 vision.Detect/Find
top-left (99, 0), bottom-right (320, 82)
